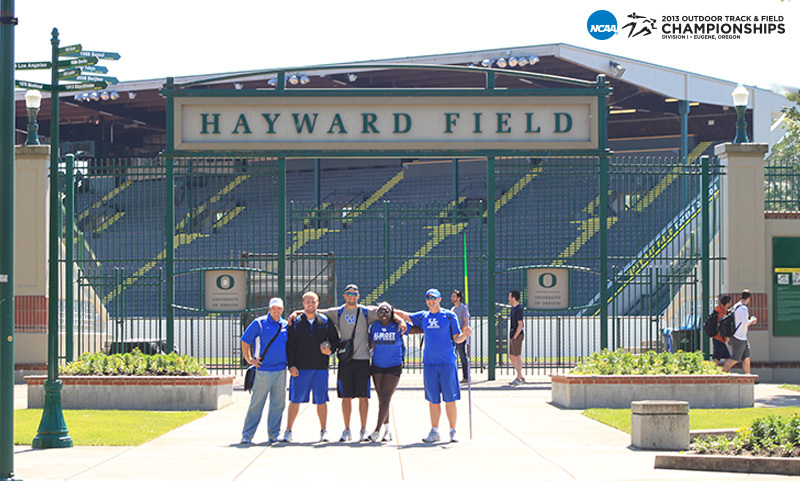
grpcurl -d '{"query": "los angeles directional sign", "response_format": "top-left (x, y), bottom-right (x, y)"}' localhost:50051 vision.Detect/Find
top-left (15, 61), bottom-right (51, 70)
top-left (63, 50), bottom-right (120, 61)
top-left (15, 80), bottom-right (51, 91)
top-left (57, 56), bottom-right (99, 68)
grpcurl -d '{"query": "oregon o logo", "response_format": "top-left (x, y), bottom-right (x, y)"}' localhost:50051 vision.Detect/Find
top-left (216, 275), bottom-right (234, 290)
top-left (587, 10), bottom-right (618, 40)
top-left (538, 273), bottom-right (558, 289)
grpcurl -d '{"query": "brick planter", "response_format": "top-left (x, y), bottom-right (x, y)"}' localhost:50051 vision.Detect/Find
top-left (25, 375), bottom-right (235, 411)
top-left (550, 374), bottom-right (757, 409)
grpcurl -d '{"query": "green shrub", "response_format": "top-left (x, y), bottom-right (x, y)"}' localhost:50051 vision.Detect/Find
top-left (60, 349), bottom-right (208, 376)
top-left (570, 349), bottom-right (723, 375)
top-left (691, 414), bottom-right (800, 456)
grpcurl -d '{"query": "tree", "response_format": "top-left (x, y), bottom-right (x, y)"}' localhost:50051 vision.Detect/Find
top-left (765, 91), bottom-right (800, 211)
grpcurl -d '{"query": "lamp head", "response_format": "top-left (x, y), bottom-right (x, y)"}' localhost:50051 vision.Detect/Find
top-left (25, 89), bottom-right (43, 109)
top-left (732, 84), bottom-right (749, 107)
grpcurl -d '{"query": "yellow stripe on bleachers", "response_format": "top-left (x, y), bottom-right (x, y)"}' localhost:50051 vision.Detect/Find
top-left (92, 212), bottom-right (125, 234)
top-left (77, 179), bottom-right (133, 222)
top-left (630, 142), bottom-right (712, 212)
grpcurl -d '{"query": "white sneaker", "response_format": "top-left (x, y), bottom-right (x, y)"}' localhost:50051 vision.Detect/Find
top-left (281, 429), bottom-right (292, 443)
top-left (320, 429), bottom-right (329, 442)
top-left (422, 429), bottom-right (441, 443)
top-left (367, 430), bottom-right (381, 443)
top-left (450, 428), bottom-right (459, 443)
top-left (382, 430), bottom-right (393, 442)
top-left (359, 428), bottom-right (368, 442)
top-left (240, 436), bottom-right (252, 445)
top-left (509, 378), bottom-right (521, 387)
top-left (339, 428), bottom-right (351, 442)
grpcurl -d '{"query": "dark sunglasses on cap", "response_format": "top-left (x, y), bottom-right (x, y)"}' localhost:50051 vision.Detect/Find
top-left (426, 295), bottom-right (439, 300)
top-left (344, 291), bottom-right (359, 297)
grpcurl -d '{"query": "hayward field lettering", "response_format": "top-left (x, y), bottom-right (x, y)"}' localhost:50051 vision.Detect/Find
top-left (173, 95), bottom-right (599, 153)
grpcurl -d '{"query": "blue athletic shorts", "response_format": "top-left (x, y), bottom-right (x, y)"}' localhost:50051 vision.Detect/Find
top-left (289, 369), bottom-right (329, 405)
top-left (423, 363), bottom-right (460, 404)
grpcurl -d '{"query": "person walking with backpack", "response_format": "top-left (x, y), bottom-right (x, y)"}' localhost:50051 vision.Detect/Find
top-left (711, 295), bottom-right (733, 365)
top-left (722, 290), bottom-right (758, 374)
top-left (284, 291), bottom-right (340, 443)
top-left (240, 298), bottom-right (288, 445)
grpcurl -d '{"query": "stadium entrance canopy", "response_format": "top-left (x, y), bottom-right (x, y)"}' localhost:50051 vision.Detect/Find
top-left (156, 65), bottom-right (621, 380)
top-left (161, 64), bottom-right (611, 157)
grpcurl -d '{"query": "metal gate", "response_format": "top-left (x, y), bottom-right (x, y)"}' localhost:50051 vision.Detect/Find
top-left (63, 153), bottom-right (721, 376)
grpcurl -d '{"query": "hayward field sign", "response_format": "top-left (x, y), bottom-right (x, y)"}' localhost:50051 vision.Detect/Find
top-left (171, 95), bottom-right (599, 153)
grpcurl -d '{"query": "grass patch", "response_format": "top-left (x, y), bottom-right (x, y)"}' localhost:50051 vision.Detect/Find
top-left (15, 409), bottom-right (206, 446)
top-left (779, 384), bottom-right (800, 393)
top-left (583, 407), bottom-right (800, 434)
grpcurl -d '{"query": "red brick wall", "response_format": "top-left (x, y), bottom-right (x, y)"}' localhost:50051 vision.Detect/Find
top-left (15, 295), bottom-right (48, 333)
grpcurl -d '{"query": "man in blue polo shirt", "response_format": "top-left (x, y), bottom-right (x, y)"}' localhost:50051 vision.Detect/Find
top-left (240, 297), bottom-right (289, 445)
top-left (397, 288), bottom-right (472, 443)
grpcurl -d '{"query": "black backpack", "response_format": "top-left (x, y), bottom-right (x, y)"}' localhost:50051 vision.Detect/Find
top-left (703, 310), bottom-right (719, 337)
top-left (717, 306), bottom-right (740, 338)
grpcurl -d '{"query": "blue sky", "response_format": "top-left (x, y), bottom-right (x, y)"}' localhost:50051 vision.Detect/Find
top-left (13, 0), bottom-right (799, 93)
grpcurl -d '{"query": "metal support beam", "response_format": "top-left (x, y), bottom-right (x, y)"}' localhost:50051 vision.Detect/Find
top-left (278, 157), bottom-right (286, 302)
top-left (701, 155), bottom-right (710, 358)
top-left (0, 0), bottom-right (20, 476)
top-left (487, 156), bottom-right (496, 380)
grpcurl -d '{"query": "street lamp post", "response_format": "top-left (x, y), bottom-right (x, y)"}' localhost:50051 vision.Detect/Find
top-left (25, 89), bottom-right (41, 145)
top-left (732, 84), bottom-right (750, 144)
top-left (32, 28), bottom-right (73, 450)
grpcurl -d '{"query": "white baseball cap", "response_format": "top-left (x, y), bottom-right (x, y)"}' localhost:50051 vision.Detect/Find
top-left (268, 298), bottom-right (284, 309)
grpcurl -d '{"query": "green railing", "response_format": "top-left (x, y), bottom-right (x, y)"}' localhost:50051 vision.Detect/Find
top-left (765, 154), bottom-right (800, 211)
top-left (57, 153), bottom-right (722, 377)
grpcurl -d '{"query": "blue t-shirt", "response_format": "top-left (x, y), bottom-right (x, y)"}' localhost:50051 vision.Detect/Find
top-left (408, 309), bottom-right (461, 365)
top-left (369, 322), bottom-right (405, 368)
top-left (241, 314), bottom-right (288, 372)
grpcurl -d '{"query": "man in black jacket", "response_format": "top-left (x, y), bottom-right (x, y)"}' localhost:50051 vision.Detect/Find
top-left (283, 291), bottom-right (339, 443)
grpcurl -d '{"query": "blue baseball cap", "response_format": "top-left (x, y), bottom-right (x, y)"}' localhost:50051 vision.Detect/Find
top-left (425, 288), bottom-right (441, 299)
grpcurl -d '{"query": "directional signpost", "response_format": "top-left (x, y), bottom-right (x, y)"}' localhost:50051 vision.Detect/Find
top-left (18, 28), bottom-right (120, 451)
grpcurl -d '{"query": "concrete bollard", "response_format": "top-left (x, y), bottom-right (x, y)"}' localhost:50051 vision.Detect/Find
top-left (631, 400), bottom-right (689, 450)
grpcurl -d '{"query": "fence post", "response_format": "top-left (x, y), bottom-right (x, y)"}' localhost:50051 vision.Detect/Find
top-left (487, 156), bottom-right (496, 380)
top-left (278, 157), bottom-right (286, 302)
top-left (597, 75), bottom-right (610, 351)
top-left (164, 77), bottom-right (175, 353)
top-left (701, 156), bottom-right (710, 358)
top-left (65, 154), bottom-right (75, 362)
top-left (165, 156), bottom-right (174, 352)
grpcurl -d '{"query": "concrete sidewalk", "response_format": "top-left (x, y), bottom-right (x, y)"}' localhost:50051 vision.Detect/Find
top-left (11, 377), bottom-right (800, 481)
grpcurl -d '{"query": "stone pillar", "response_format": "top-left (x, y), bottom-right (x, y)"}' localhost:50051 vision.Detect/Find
top-left (14, 145), bottom-right (51, 371)
top-left (631, 400), bottom-right (689, 450)
top-left (715, 143), bottom-right (768, 294)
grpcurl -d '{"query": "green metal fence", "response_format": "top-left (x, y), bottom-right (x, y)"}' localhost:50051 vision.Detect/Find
top-left (59, 153), bottom-right (722, 377)
top-left (765, 152), bottom-right (800, 211)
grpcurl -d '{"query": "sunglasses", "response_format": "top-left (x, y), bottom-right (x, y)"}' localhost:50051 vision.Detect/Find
top-left (344, 292), bottom-right (359, 297)
top-left (426, 295), bottom-right (439, 300)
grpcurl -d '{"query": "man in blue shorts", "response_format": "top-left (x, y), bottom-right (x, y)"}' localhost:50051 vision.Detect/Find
top-left (397, 288), bottom-right (472, 443)
top-left (284, 291), bottom-right (340, 443)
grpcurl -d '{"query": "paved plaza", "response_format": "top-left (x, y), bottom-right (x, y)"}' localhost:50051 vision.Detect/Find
top-left (11, 375), bottom-right (800, 481)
